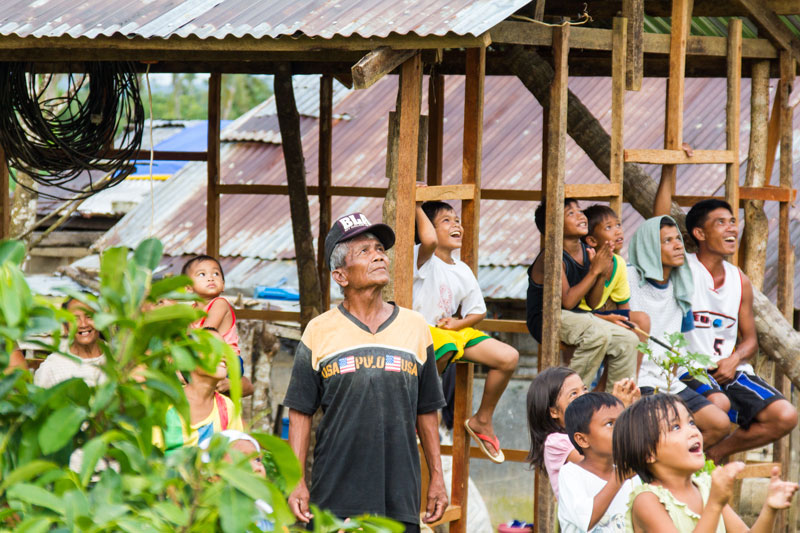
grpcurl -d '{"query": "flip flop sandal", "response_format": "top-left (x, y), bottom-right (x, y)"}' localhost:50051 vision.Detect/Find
top-left (463, 419), bottom-right (505, 464)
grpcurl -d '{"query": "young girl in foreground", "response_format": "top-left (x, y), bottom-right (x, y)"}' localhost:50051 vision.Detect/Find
top-left (614, 394), bottom-right (798, 532)
top-left (527, 366), bottom-right (639, 497)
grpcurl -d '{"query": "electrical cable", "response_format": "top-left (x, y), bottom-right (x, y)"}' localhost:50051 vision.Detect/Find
top-left (0, 62), bottom-right (144, 200)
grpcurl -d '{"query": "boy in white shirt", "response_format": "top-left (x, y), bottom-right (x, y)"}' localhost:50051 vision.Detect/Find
top-left (414, 200), bottom-right (518, 463)
top-left (558, 392), bottom-right (637, 532)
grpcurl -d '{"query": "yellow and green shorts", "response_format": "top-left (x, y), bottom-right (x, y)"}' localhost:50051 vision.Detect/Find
top-left (430, 326), bottom-right (491, 367)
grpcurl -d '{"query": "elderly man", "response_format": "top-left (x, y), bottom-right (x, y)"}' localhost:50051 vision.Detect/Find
top-left (283, 212), bottom-right (448, 532)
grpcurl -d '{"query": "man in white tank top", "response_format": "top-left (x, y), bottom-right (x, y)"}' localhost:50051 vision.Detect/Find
top-left (654, 186), bottom-right (797, 463)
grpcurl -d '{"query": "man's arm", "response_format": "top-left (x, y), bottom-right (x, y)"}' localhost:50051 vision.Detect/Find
top-left (653, 171), bottom-right (674, 217)
top-left (287, 408), bottom-right (314, 524)
top-left (417, 410), bottom-right (447, 523)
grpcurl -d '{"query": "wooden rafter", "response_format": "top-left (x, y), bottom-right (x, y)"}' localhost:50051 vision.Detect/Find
top-left (351, 47), bottom-right (417, 90)
top-left (736, 0), bottom-right (800, 60)
top-left (623, 0), bottom-right (643, 90)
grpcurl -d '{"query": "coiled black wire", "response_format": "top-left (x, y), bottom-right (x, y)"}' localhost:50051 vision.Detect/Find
top-left (0, 62), bottom-right (144, 200)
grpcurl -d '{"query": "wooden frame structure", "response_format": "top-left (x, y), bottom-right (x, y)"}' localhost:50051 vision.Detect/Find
top-left (1, 2), bottom-right (800, 532)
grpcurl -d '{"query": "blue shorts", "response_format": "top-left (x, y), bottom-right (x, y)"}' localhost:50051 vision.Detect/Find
top-left (683, 371), bottom-right (784, 428)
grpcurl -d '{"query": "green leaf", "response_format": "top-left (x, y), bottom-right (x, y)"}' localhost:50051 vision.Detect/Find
top-left (0, 240), bottom-right (25, 265)
top-left (7, 482), bottom-right (65, 514)
top-left (152, 501), bottom-right (189, 526)
top-left (148, 275), bottom-right (191, 301)
top-left (79, 437), bottom-right (109, 487)
top-left (39, 405), bottom-right (88, 454)
top-left (0, 460), bottom-right (59, 492)
top-left (216, 465), bottom-right (271, 502)
top-left (0, 264), bottom-right (24, 327)
top-left (142, 303), bottom-right (202, 327)
top-left (218, 485), bottom-right (253, 533)
top-left (13, 516), bottom-right (54, 533)
top-left (100, 247), bottom-right (129, 294)
top-left (133, 239), bottom-right (163, 271)
top-left (252, 433), bottom-right (302, 492)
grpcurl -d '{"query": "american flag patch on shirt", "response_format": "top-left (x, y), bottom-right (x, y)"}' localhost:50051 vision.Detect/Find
top-left (385, 355), bottom-right (402, 372)
top-left (339, 356), bottom-right (355, 373)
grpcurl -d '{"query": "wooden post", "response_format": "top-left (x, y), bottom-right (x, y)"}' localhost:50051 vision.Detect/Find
top-left (538, 25), bottom-right (570, 533)
top-left (275, 64), bottom-right (324, 330)
top-left (318, 74), bottom-right (333, 311)
top-left (426, 72), bottom-right (444, 186)
top-left (610, 17), bottom-right (627, 215)
top-left (659, 0), bottom-right (691, 204)
top-left (206, 72), bottom-right (221, 257)
top-left (623, 0), bottom-right (643, 91)
top-left (725, 19), bottom-right (742, 267)
top-left (741, 60), bottom-right (770, 290)
top-left (449, 47), bottom-right (485, 533)
top-left (775, 50), bottom-right (795, 533)
top-left (391, 54), bottom-right (422, 308)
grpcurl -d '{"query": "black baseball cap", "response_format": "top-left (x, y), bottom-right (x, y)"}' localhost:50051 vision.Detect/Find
top-left (324, 212), bottom-right (395, 269)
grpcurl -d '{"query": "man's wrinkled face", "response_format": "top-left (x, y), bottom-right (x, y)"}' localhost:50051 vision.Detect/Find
top-left (333, 235), bottom-right (390, 290)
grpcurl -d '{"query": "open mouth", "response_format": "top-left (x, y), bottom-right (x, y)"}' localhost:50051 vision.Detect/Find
top-left (449, 230), bottom-right (462, 238)
top-left (689, 441), bottom-right (702, 454)
top-left (724, 236), bottom-right (737, 243)
top-left (77, 329), bottom-right (94, 338)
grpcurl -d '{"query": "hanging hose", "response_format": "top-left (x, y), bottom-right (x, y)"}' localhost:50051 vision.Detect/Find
top-left (0, 62), bottom-right (144, 200)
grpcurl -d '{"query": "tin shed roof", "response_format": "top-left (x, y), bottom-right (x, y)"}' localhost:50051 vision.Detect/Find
top-left (0, 0), bottom-right (529, 40)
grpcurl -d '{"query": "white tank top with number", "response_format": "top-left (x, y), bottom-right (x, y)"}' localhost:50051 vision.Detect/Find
top-left (684, 253), bottom-right (752, 373)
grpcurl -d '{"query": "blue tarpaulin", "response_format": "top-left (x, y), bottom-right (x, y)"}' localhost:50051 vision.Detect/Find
top-left (131, 121), bottom-right (232, 177)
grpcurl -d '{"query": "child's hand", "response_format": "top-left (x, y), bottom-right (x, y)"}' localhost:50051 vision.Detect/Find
top-left (589, 241), bottom-right (614, 276)
top-left (415, 181), bottom-right (427, 206)
top-left (709, 461), bottom-right (745, 507)
top-left (215, 378), bottom-right (231, 393)
top-left (437, 317), bottom-right (460, 330)
top-left (764, 466), bottom-right (799, 510)
top-left (611, 378), bottom-right (640, 407)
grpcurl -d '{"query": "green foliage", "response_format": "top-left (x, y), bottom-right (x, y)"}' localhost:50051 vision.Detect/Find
top-left (638, 331), bottom-right (717, 393)
top-left (0, 239), bottom-right (398, 532)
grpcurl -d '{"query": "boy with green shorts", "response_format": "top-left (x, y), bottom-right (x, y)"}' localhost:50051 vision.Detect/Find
top-left (414, 200), bottom-right (519, 463)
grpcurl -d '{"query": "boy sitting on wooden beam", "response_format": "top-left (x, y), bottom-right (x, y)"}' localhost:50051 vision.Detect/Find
top-left (414, 199), bottom-right (519, 464)
top-left (526, 198), bottom-right (639, 389)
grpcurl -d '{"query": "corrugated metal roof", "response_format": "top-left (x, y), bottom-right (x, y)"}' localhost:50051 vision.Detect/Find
top-left (0, 0), bottom-right (528, 40)
top-left (222, 75), bottom-right (351, 143)
top-left (98, 74), bottom-right (800, 304)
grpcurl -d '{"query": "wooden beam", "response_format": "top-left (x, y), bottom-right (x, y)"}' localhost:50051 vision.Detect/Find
top-left (543, 0), bottom-right (800, 17)
top-left (105, 149), bottom-right (207, 161)
top-left (736, 462), bottom-right (782, 479)
top-left (610, 17), bottom-right (626, 215)
top-left (274, 64), bottom-right (324, 329)
top-left (738, 186), bottom-right (795, 202)
top-left (659, 0), bottom-right (691, 204)
top-left (318, 74), bottom-right (333, 312)
top-left (735, 0), bottom-right (800, 60)
top-left (534, 0), bottom-right (546, 20)
top-left (623, 0), bottom-right (643, 90)
top-left (449, 46), bottom-right (485, 533)
top-left (764, 95), bottom-right (781, 184)
top-left (475, 319), bottom-right (529, 334)
top-left (624, 149), bottom-right (736, 164)
top-left (392, 54), bottom-right (422, 309)
top-left (774, 54), bottom-right (795, 524)
top-left (351, 47), bottom-right (417, 90)
top-left (726, 19), bottom-right (743, 267)
top-left (439, 445), bottom-right (529, 463)
top-left (538, 25), bottom-right (569, 533)
top-left (426, 72), bottom-right (444, 186)
top-left (0, 146), bottom-right (7, 239)
top-left (741, 59), bottom-right (770, 289)
top-left (0, 32), bottom-right (492, 54)
top-left (460, 48), bottom-right (485, 273)
top-left (416, 184), bottom-right (475, 202)
top-left (234, 309), bottom-right (301, 322)
top-left (206, 72), bottom-right (221, 258)
top-left (490, 22), bottom-right (777, 59)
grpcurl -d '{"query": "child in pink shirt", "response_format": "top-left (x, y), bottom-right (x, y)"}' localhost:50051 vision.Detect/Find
top-left (527, 366), bottom-right (639, 496)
